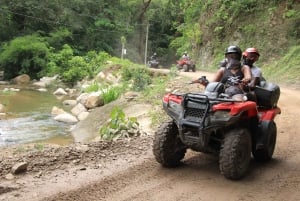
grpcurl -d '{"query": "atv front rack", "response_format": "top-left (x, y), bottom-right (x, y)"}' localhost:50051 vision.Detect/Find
top-left (177, 93), bottom-right (212, 151)
top-left (180, 93), bottom-right (210, 129)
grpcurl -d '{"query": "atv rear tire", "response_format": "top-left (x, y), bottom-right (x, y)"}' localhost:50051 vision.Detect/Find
top-left (219, 128), bottom-right (252, 180)
top-left (252, 121), bottom-right (277, 162)
top-left (153, 119), bottom-right (187, 167)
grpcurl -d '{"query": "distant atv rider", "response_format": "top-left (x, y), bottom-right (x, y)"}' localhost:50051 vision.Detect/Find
top-left (148, 52), bottom-right (159, 68)
top-left (182, 51), bottom-right (190, 60)
top-left (150, 52), bottom-right (157, 61)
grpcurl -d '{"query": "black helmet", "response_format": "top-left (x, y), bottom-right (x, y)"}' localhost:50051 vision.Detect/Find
top-left (225, 46), bottom-right (242, 60)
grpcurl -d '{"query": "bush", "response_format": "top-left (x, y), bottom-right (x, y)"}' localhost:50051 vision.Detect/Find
top-left (62, 56), bottom-right (89, 86)
top-left (121, 65), bottom-right (152, 91)
top-left (0, 35), bottom-right (50, 80)
top-left (84, 51), bottom-right (111, 78)
top-left (44, 46), bottom-right (113, 86)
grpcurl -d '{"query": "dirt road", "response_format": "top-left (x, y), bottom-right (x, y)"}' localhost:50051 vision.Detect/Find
top-left (1, 70), bottom-right (300, 201)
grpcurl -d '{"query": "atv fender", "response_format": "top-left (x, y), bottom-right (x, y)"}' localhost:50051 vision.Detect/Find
top-left (256, 120), bottom-right (275, 149)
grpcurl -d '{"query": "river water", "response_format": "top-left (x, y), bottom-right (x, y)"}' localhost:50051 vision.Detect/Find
top-left (0, 85), bottom-right (73, 147)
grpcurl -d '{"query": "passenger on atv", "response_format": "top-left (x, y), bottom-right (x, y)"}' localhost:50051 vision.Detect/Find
top-left (242, 47), bottom-right (264, 88)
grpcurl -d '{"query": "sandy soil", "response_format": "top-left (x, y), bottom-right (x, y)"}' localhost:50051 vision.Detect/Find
top-left (1, 70), bottom-right (300, 201)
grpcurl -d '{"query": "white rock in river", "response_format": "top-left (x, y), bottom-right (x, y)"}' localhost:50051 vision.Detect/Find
top-left (54, 113), bottom-right (78, 123)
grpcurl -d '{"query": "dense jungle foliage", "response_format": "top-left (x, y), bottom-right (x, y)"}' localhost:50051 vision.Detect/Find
top-left (0, 0), bottom-right (299, 86)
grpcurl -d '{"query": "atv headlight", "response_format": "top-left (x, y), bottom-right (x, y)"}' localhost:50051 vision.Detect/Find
top-left (211, 110), bottom-right (231, 121)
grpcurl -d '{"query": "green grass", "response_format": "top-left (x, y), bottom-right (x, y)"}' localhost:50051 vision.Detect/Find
top-left (101, 86), bottom-right (123, 104)
top-left (263, 45), bottom-right (300, 86)
top-left (83, 81), bottom-right (101, 93)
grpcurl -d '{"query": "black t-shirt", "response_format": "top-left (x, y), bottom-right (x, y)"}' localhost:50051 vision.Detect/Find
top-left (221, 68), bottom-right (244, 86)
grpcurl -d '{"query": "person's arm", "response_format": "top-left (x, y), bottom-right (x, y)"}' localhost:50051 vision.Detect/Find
top-left (212, 67), bottom-right (225, 82)
top-left (249, 66), bottom-right (262, 87)
top-left (249, 77), bottom-right (260, 88)
top-left (241, 65), bottom-right (251, 84)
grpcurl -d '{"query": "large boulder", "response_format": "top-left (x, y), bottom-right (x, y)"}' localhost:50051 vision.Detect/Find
top-left (32, 75), bottom-right (58, 87)
top-left (84, 95), bottom-right (104, 109)
top-left (76, 93), bottom-right (89, 105)
top-left (71, 103), bottom-right (87, 116)
top-left (77, 111), bottom-right (89, 121)
top-left (11, 74), bottom-right (31, 85)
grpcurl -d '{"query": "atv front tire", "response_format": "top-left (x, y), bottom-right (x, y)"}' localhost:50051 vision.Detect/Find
top-left (219, 128), bottom-right (252, 180)
top-left (153, 119), bottom-right (187, 167)
top-left (252, 121), bottom-right (277, 162)
top-left (183, 64), bottom-right (188, 72)
top-left (191, 64), bottom-right (196, 72)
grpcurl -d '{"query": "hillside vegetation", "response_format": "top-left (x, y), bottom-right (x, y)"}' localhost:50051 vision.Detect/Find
top-left (0, 0), bottom-right (299, 86)
top-left (193, 1), bottom-right (300, 86)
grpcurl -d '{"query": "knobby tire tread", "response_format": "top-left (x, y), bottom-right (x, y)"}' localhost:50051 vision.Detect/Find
top-left (153, 119), bottom-right (186, 167)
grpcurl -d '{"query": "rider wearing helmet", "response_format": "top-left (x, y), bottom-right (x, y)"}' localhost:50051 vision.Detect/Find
top-left (243, 48), bottom-right (259, 66)
top-left (151, 52), bottom-right (157, 60)
top-left (242, 47), bottom-right (263, 87)
top-left (219, 45), bottom-right (242, 68)
top-left (182, 51), bottom-right (190, 60)
top-left (213, 46), bottom-right (251, 96)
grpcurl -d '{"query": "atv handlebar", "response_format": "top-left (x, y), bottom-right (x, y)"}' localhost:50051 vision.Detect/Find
top-left (189, 76), bottom-right (251, 88)
top-left (189, 76), bottom-right (209, 86)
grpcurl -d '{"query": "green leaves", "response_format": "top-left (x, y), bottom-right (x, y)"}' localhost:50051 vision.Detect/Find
top-left (101, 86), bottom-right (122, 104)
top-left (121, 65), bottom-right (152, 91)
top-left (43, 46), bottom-right (111, 86)
top-left (0, 34), bottom-right (50, 80)
top-left (99, 107), bottom-right (140, 140)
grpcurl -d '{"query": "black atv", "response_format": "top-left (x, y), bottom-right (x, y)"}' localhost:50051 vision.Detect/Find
top-left (153, 79), bottom-right (281, 180)
top-left (147, 59), bottom-right (159, 68)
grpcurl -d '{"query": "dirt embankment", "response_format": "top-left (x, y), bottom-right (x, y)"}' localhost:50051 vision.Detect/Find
top-left (1, 70), bottom-right (300, 201)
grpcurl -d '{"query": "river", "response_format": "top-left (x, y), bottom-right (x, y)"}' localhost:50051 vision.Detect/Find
top-left (0, 85), bottom-right (73, 147)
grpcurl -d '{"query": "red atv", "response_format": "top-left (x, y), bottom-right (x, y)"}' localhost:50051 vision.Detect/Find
top-left (176, 58), bottom-right (196, 72)
top-left (153, 78), bottom-right (281, 180)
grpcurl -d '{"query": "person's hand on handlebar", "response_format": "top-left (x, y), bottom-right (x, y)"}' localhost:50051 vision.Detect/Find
top-left (189, 76), bottom-right (209, 86)
top-left (241, 78), bottom-right (251, 85)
